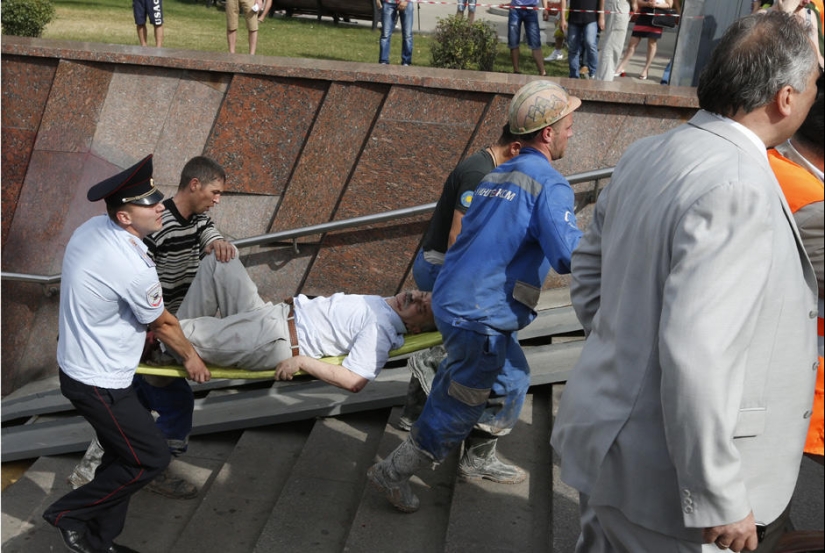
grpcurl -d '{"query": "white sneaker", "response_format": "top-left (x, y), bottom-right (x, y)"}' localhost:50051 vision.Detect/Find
top-left (544, 49), bottom-right (565, 62)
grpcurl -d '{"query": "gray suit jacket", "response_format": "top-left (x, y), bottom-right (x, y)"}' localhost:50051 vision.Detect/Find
top-left (551, 110), bottom-right (819, 540)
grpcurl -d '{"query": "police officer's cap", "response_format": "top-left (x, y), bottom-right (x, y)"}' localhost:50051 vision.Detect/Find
top-left (87, 154), bottom-right (164, 207)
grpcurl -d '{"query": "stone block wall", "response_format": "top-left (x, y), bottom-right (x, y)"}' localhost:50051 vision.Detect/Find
top-left (0, 36), bottom-right (699, 394)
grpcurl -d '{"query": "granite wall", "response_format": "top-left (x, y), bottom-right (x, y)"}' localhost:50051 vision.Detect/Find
top-left (0, 36), bottom-right (699, 395)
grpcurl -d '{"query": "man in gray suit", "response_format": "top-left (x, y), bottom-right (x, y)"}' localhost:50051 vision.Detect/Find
top-left (551, 11), bottom-right (821, 553)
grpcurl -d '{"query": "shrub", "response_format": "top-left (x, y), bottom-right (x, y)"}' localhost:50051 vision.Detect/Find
top-left (431, 15), bottom-right (499, 72)
top-left (1, 0), bottom-right (56, 38)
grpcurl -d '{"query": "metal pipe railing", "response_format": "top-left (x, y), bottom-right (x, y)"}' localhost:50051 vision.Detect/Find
top-left (1, 167), bottom-right (614, 287)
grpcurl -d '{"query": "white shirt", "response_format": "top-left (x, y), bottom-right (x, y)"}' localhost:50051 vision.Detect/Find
top-left (58, 216), bottom-right (165, 388)
top-left (294, 293), bottom-right (406, 380)
top-left (711, 110), bottom-right (768, 159)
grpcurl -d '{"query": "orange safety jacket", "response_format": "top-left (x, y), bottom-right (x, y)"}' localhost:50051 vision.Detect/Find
top-left (768, 148), bottom-right (824, 456)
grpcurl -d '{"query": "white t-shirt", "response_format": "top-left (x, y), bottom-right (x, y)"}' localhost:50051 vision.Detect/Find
top-left (57, 216), bottom-right (165, 388)
top-left (293, 293), bottom-right (406, 380)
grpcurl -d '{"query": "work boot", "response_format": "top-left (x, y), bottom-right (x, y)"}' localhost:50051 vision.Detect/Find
top-left (146, 467), bottom-right (199, 499)
top-left (458, 436), bottom-right (526, 484)
top-left (367, 436), bottom-right (433, 513)
top-left (68, 437), bottom-right (105, 489)
top-left (407, 345), bottom-right (447, 396)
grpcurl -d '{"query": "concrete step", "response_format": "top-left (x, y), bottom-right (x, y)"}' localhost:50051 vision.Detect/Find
top-left (444, 387), bottom-right (553, 552)
top-left (345, 406), bottom-right (459, 552)
top-left (252, 410), bottom-right (389, 552)
top-left (2, 389), bottom-right (562, 553)
top-left (6, 386), bottom-right (821, 552)
top-left (1, 454), bottom-right (81, 551)
top-left (0, 431), bottom-right (241, 552)
top-left (171, 423), bottom-right (314, 551)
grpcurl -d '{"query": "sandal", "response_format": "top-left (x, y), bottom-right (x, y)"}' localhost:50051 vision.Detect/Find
top-left (638, 74), bottom-right (648, 80)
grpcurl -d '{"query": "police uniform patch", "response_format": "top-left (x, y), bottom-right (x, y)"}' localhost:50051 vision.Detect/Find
top-left (460, 190), bottom-right (474, 209)
top-left (147, 282), bottom-right (163, 308)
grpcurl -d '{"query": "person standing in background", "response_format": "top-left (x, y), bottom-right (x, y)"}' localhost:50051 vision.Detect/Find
top-left (614, 0), bottom-right (674, 80)
top-left (508, 0), bottom-right (549, 74)
top-left (226, 0), bottom-right (259, 54)
top-left (596, 0), bottom-right (636, 80)
top-left (456, 0), bottom-right (477, 24)
top-left (561, 0), bottom-right (604, 79)
top-left (378, 0), bottom-right (414, 65)
top-left (133, 0), bottom-right (163, 47)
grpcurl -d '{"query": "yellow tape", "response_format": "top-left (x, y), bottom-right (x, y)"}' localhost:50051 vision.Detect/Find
top-left (135, 331), bottom-right (443, 379)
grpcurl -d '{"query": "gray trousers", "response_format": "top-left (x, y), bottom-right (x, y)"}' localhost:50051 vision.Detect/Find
top-left (595, 0), bottom-right (631, 81)
top-left (177, 255), bottom-right (294, 370)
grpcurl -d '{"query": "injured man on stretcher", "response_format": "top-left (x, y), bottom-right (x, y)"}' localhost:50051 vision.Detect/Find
top-left (148, 254), bottom-right (435, 393)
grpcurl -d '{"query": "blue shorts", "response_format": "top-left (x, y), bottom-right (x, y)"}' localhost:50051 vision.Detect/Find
top-left (133, 0), bottom-right (163, 26)
top-left (508, 7), bottom-right (541, 50)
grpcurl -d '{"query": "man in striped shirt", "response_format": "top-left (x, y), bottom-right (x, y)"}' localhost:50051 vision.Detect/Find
top-left (145, 156), bottom-right (236, 314)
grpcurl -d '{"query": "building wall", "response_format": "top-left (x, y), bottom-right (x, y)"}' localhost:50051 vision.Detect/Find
top-left (0, 36), bottom-right (699, 395)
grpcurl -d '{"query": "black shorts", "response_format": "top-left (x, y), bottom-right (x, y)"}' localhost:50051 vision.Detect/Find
top-left (133, 0), bottom-right (163, 26)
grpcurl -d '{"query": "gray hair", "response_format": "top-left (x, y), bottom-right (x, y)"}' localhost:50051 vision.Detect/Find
top-left (698, 11), bottom-right (818, 117)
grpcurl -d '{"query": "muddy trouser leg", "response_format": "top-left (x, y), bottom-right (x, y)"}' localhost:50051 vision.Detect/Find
top-left (456, 336), bottom-right (530, 483)
top-left (411, 320), bottom-right (527, 461)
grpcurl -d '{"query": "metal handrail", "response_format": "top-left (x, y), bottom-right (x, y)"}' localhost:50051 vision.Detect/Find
top-left (1, 167), bottom-right (614, 287)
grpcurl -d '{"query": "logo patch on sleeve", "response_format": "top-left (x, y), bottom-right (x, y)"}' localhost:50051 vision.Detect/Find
top-left (460, 191), bottom-right (474, 209)
top-left (147, 282), bottom-right (163, 308)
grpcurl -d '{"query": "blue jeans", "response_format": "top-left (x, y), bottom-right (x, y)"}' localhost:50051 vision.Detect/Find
top-left (507, 7), bottom-right (541, 51)
top-left (133, 374), bottom-right (195, 455)
top-left (660, 59), bottom-right (672, 84)
top-left (379, 1), bottom-right (413, 65)
top-left (412, 249), bottom-right (441, 292)
top-left (411, 317), bottom-right (530, 461)
top-left (567, 21), bottom-right (598, 78)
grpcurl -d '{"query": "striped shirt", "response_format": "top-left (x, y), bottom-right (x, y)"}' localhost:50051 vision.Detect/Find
top-left (144, 198), bottom-right (223, 315)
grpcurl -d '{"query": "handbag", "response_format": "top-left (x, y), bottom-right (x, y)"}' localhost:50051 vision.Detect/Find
top-left (651, 7), bottom-right (679, 28)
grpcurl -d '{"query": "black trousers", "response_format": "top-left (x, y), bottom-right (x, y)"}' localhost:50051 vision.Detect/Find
top-left (43, 370), bottom-right (170, 550)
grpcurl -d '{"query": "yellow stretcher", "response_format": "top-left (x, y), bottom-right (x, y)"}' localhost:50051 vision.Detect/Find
top-left (135, 331), bottom-right (443, 379)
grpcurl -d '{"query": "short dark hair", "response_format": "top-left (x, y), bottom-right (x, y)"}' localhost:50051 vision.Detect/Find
top-left (794, 74), bottom-right (824, 159)
top-left (178, 156), bottom-right (226, 191)
top-left (105, 203), bottom-right (122, 222)
top-left (495, 123), bottom-right (520, 146)
top-left (697, 11), bottom-right (818, 117)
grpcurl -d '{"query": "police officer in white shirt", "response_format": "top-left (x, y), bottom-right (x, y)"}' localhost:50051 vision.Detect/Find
top-left (42, 154), bottom-right (210, 553)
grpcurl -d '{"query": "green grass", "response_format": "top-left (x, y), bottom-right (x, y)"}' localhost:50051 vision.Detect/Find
top-left (38, 0), bottom-right (568, 76)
